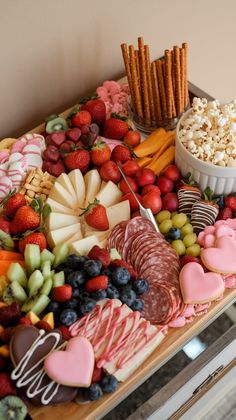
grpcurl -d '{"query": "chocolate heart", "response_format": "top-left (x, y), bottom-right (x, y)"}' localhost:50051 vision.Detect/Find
top-left (10, 326), bottom-right (77, 405)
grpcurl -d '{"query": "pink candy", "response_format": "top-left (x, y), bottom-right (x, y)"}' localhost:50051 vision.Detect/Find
top-left (96, 80), bottom-right (129, 118)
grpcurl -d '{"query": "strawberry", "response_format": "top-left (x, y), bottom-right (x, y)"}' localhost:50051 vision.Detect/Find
top-left (0, 216), bottom-right (10, 234)
top-left (18, 232), bottom-right (47, 254)
top-left (92, 366), bottom-right (102, 383)
top-left (64, 149), bottom-right (90, 173)
top-left (85, 275), bottom-right (108, 292)
top-left (19, 317), bottom-right (32, 326)
top-left (88, 245), bottom-right (111, 268)
top-left (52, 285), bottom-right (72, 303)
top-left (10, 205), bottom-right (40, 235)
top-left (90, 141), bottom-right (111, 166)
top-left (71, 110), bottom-right (92, 128)
top-left (81, 99), bottom-right (106, 125)
top-left (217, 207), bottom-right (233, 220)
top-left (180, 255), bottom-right (201, 268)
top-left (225, 195), bottom-right (236, 212)
top-left (0, 303), bottom-right (21, 328)
top-left (35, 320), bottom-right (52, 333)
top-left (0, 373), bottom-right (17, 398)
top-left (58, 325), bottom-right (72, 341)
top-left (3, 193), bottom-right (26, 218)
top-left (103, 118), bottom-right (129, 140)
top-left (110, 259), bottom-right (137, 281)
top-left (83, 199), bottom-right (109, 231)
top-left (111, 144), bottom-right (132, 163)
top-left (99, 161), bottom-right (121, 183)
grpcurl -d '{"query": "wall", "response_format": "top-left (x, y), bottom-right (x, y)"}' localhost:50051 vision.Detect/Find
top-left (1, 0), bottom-right (236, 138)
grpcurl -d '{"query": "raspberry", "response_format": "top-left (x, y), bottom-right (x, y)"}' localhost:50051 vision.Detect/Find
top-left (88, 246), bottom-right (111, 268)
top-left (19, 317), bottom-right (32, 326)
top-left (58, 325), bottom-right (71, 341)
top-left (0, 372), bottom-right (17, 398)
top-left (92, 366), bottom-right (102, 383)
top-left (35, 321), bottom-right (52, 333)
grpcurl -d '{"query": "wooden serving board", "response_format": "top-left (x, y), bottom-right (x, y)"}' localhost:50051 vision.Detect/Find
top-left (29, 289), bottom-right (236, 420)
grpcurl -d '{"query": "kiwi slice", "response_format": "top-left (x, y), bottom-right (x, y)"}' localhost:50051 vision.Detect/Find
top-left (28, 270), bottom-right (44, 297)
top-left (0, 229), bottom-right (15, 251)
top-left (3, 285), bottom-right (16, 305)
top-left (45, 114), bottom-right (58, 123)
top-left (22, 294), bottom-right (50, 315)
top-left (3, 282), bottom-right (27, 305)
top-left (46, 117), bottom-right (68, 134)
top-left (7, 262), bottom-right (27, 288)
top-left (40, 249), bottom-right (55, 266)
top-left (0, 396), bottom-right (27, 420)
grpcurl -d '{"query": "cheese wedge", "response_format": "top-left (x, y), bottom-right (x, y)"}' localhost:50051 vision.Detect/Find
top-left (84, 229), bottom-right (110, 242)
top-left (84, 169), bottom-right (101, 207)
top-left (65, 231), bottom-right (83, 245)
top-left (46, 198), bottom-right (77, 215)
top-left (68, 169), bottom-right (85, 207)
top-left (49, 182), bottom-right (78, 210)
top-left (95, 180), bottom-right (122, 207)
top-left (106, 200), bottom-right (130, 229)
top-left (70, 235), bottom-right (100, 256)
top-left (47, 223), bottom-right (81, 248)
top-left (56, 173), bottom-right (77, 200)
top-left (99, 181), bottom-right (107, 193)
top-left (46, 213), bottom-right (79, 231)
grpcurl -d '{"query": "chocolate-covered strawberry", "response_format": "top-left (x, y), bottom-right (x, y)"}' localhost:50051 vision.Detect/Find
top-left (190, 187), bottom-right (219, 234)
top-left (177, 185), bottom-right (201, 216)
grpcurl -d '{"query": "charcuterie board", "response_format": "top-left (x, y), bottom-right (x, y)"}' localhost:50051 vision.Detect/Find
top-left (29, 289), bottom-right (236, 420)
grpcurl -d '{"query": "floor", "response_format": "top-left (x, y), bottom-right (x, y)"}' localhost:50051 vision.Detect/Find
top-left (103, 310), bottom-right (234, 420)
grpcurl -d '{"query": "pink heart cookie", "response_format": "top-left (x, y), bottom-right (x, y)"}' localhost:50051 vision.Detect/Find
top-left (204, 234), bottom-right (215, 248)
top-left (215, 224), bottom-right (234, 239)
top-left (180, 262), bottom-right (224, 304)
top-left (44, 336), bottom-right (94, 387)
top-left (201, 236), bottom-right (236, 274)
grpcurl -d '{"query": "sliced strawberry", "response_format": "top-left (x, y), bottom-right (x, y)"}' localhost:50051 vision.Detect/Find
top-left (88, 246), bottom-right (111, 268)
top-left (85, 275), bottom-right (108, 292)
top-left (51, 285), bottom-right (72, 303)
top-left (58, 325), bottom-right (72, 341)
top-left (35, 320), bottom-right (52, 333)
top-left (92, 366), bottom-right (102, 383)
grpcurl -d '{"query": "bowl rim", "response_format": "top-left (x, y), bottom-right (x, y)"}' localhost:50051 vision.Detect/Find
top-left (176, 108), bottom-right (236, 173)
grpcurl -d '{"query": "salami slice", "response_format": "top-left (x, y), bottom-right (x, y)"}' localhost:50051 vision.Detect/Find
top-left (142, 284), bottom-right (174, 324)
top-left (124, 217), bottom-right (156, 241)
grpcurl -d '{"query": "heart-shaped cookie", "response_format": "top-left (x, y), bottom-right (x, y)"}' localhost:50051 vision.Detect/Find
top-left (180, 262), bottom-right (225, 304)
top-left (201, 236), bottom-right (236, 274)
top-left (44, 336), bottom-right (94, 387)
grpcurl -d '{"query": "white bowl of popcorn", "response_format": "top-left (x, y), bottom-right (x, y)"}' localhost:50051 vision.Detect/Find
top-left (175, 97), bottom-right (236, 195)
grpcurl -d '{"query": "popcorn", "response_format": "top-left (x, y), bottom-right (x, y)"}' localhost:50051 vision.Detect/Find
top-left (180, 98), bottom-right (236, 167)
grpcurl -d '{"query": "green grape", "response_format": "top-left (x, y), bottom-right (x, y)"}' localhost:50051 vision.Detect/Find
top-left (185, 216), bottom-right (190, 223)
top-left (159, 219), bottom-right (173, 234)
top-left (183, 233), bottom-right (197, 247)
top-left (172, 213), bottom-right (188, 228)
top-left (172, 240), bottom-right (186, 256)
top-left (181, 223), bottom-right (194, 236)
top-left (186, 244), bottom-right (201, 257)
top-left (171, 212), bottom-right (178, 218)
top-left (155, 210), bottom-right (171, 224)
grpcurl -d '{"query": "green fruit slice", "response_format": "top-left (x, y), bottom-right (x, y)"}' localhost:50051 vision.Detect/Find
top-left (109, 248), bottom-right (121, 260)
top-left (53, 243), bottom-right (69, 268)
top-left (53, 271), bottom-right (65, 287)
top-left (0, 229), bottom-right (15, 251)
top-left (3, 285), bottom-right (16, 305)
top-left (41, 260), bottom-right (51, 281)
top-left (7, 263), bottom-right (27, 288)
top-left (40, 249), bottom-right (55, 266)
top-left (24, 244), bottom-right (41, 273)
top-left (22, 294), bottom-right (50, 315)
top-left (0, 395), bottom-right (27, 420)
top-left (11, 281), bottom-right (28, 303)
top-left (28, 270), bottom-right (44, 297)
top-left (40, 278), bottom-right (53, 296)
top-left (46, 117), bottom-right (68, 134)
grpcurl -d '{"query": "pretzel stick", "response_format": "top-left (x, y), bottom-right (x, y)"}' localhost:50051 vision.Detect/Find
top-left (173, 46), bottom-right (183, 115)
top-left (182, 42), bottom-right (189, 108)
top-left (164, 50), bottom-right (173, 119)
top-left (121, 43), bottom-right (136, 113)
top-left (129, 45), bottom-right (143, 118)
top-left (135, 50), bottom-right (141, 85)
top-left (145, 45), bottom-right (155, 121)
top-left (156, 60), bottom-right (167, 119)
top-left (138, 37), bottom-right (150, 122)
top-left (171, 50), bottom-right (175, 100)
top-left (151, 62), bottom-right (162, 121)
top-left (180, 48), bottom-right (185, 109)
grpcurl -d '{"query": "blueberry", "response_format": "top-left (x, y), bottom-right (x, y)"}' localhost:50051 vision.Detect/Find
top-left (100, 375), bottom-right (118, 393)
top-left (79, 298), bottom-right (96, 315)
top-left (107, 285), bottom-right (120, 299)
top-left (91, 289), bottom-right (107, 301)
top-left (55, 264), bottom-right (73, 276)
top-left (80, 291), bottom-right (90, 299)
top-left (215, 194), bottom-right (225, 209)
top-left (60, 309), bottom-right (78, 326)
top-left (62, 299), bottom-right (78, 310)
top-left (101, 268), bottom-right (113, 278)
top-left (120, 289), bottom-right (136, 307)
top-left (112, 267), bottom-right (130, 286)
top-left (83, 383), bottom-right (103, 401)
top-left (131, 299), bottom-right (144, 312)
top-left (133, 279), bottom-right (149, 295)
top-left (67, 271), bottom-right (87, 288)
top-left (72, 289), bottom-right (80, 299)
top-left (166, 227), bottom-right (182, 240)
top-left (84, 260), bottom-right (102, 277)
top-left (64, 255), bottom-right (89, 270)
top-left (47, 301), bottom-right (61, 313)
top-left (120, 283), bottom-right (132, 294)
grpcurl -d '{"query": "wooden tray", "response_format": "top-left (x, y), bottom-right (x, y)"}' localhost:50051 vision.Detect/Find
top-left (15, 81), bottom-right (235, 419)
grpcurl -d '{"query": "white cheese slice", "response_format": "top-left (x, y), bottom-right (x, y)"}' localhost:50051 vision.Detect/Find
top-left (47, 223), bottom-right (81, 248)
top-left (84, 169), bottom-right (101, 207)
top-left (49, 182), bottom-right (78, 210)
top-left (45, 213), bottom-right (80, 231)
top-left (65, 230), bottom-right (83, 245)
top-left (99, 181), bottom-right (107, 192)
top-left (68, 169), bottom-right (85, 208)
top-left (70, 235), bottom-right (100, 256)
top-left (106, 200), bottom-right (130, 229)
top-left (46, 198), bottom-right (77, 215)
top-left (95, 180), bottom-right (122, 208)
top-left (56, 173), bottom-right (77, 201)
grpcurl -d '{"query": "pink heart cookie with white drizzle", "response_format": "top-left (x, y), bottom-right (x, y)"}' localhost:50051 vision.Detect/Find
top-left (44, 336), bottom-right (94, 387)
top-left (180, 262), bottom-right (224, 304)
top-left (201, 236), bottom-right (236, 274)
